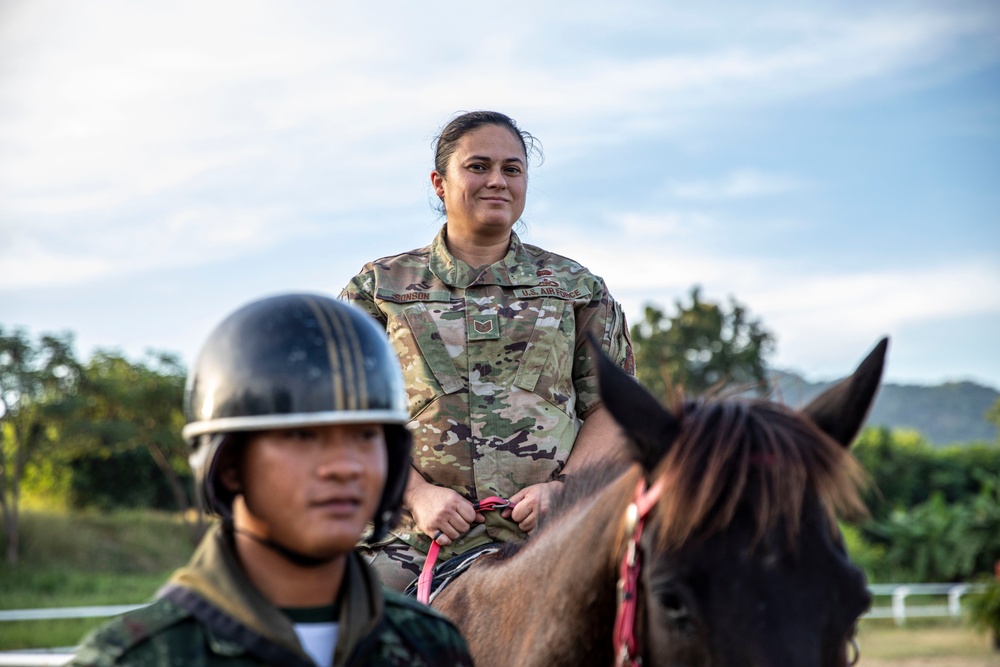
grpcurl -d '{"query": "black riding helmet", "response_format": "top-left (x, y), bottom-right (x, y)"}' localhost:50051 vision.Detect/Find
top-left (183, 293), bottom-right (411, 542)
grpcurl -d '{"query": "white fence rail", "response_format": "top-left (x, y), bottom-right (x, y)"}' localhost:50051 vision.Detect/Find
top-left (0, 654), bottom-right (73, 667)
top-left (866, 582), bottom-right (987, 626)
top-left (0, 606), bottom-right (146, 623)
top-left (0, 605), bottom-right (147, 667)
top-left (0, 583), bottom-right (989, 666)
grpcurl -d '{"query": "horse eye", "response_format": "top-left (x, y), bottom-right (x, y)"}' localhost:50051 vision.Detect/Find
top-left (659, 590), bottom-right (685, 612)
top-left (656, 588), bottom-right (697, 637)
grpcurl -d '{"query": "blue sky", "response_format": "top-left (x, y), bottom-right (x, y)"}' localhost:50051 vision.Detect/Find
top-left (1, 0), bottom-right (998, 390)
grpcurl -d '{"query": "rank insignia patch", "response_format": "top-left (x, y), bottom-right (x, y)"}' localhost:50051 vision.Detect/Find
top-left (468, 314), bottom-right (500, 340)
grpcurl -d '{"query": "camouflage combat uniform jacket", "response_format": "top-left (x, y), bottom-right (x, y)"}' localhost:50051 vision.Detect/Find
top-left (69, 524), bottom-right (473, 667)
top-left (341, 226), bottom-right (634, 558)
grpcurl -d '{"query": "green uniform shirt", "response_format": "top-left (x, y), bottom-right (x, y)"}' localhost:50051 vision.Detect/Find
top-left (69, 524), bottom-right (473, 667)
top-left (341, 226), bottom-right (634, 557)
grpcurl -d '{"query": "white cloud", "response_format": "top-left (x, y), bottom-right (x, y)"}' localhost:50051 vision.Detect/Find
top-left (610, 211), bottom-right (716, 237)
top-left (662, 170), bottom-right (808, 201)
top-left (752, 265), bottom-right (1000, 331)
top-left (2, 1), bottom-right (993, 218)
top-left (538, 220), bottom-right (1000, 379)
top-left (1, 0), bottom-right (997, 389)
top-left (0, 205), bottom-right (319, 290)
top-left (587, 236), bottom-right (1000, 333)
top-left (0, 238), bottom-right (111, 288)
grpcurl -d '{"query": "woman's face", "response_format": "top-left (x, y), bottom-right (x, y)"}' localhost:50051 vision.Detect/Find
top-left (231, 423), bottom-right (387, 559)
top-left (431, 124), bottom-right (527, 241)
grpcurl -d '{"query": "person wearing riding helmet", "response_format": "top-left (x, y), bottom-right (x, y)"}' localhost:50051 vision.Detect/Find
top-left (69, 294), bottom-right (473, 667)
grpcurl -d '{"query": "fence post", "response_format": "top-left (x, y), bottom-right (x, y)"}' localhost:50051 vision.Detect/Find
top-left (892, 586), bottom-right (910, 627)
top-left (948, 583), bottom-right (970, 618)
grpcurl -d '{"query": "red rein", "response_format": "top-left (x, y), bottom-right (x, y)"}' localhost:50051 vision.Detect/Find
top-left (417, 496), bottom-right (512, 605)
top-left (416, 480), bottom-right (663, 667)
top-left (614, 477), bottom-right (666, 667)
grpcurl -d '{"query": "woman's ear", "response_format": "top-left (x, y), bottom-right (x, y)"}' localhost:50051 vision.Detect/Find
top-left (430, 170), bottom-right (446, 199)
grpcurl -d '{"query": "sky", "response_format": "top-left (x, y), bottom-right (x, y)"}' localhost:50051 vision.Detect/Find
top-left (1, 0), bottom-right (998, 391)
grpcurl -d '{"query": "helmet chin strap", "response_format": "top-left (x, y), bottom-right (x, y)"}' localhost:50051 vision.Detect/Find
top-left (225, 487), bottom-right (341, 568)
top-left (227, 523), bottom-right (337, 569)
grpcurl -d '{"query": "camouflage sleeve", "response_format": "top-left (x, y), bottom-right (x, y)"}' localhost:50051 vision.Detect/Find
top-left (340, 264), bottom-right (388, 327)
top-left (379, 592), bottom-right (475, 666)
top-left (67, 601), bottom-right (192, 667)
top-left (573, 275), bottom-right (635, 416)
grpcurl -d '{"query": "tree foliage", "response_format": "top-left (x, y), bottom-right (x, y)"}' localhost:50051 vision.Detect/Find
top-left (0, 326), bottom-right (82, 564)
top-left (989, 398), bottom-right (1000, 445)
top-left (862, 471), bottom-right (1000, 582)
top-left (630, 286), bottom-right (775, 399)
top-left (966, 573), bottom-right (1000, 649)
top-left (848, 426), bottom-right (1000, 582)
top-left (1, 326), bottom-right (199, 561)
top-left (853, 427), bottom-right (1000, 522)
top-left (62, 351), bottom-right (194, 524)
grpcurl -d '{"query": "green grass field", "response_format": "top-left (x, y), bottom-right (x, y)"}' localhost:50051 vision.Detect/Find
top-left (0, 509), bottom-right (197, 650)
top-left (858, 619), bottom-right (1000, 664)
top-left (1, 509), bottom-right (998, 662)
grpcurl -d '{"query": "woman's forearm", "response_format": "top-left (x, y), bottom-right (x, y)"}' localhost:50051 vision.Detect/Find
top-left (561, 403), bottom-right (628, 476)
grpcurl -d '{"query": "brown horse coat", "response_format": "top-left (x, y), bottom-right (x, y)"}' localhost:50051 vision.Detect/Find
top-left (433, 337), bottom-right (887, 667)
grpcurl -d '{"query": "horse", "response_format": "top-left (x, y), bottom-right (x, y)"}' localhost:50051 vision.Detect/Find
top-left (430, 338), bottom-right (886, 666)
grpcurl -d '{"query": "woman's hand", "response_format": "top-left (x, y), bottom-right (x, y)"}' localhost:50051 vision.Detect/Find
top-left (503, 481), bottom-right (563, 533)
top-left (405, 480), bottom-right (484, 547)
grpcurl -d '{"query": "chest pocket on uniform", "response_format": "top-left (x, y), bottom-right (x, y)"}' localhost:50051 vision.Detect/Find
top-left (512, 296), bottom-right (580, 416)
top-left (379, 292), bottom-right (464, 417)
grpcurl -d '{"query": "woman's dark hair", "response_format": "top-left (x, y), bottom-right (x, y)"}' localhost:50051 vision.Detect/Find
top-left (433, 110), bottom-right (542, 177)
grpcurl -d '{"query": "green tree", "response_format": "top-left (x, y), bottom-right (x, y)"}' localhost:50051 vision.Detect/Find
top-left (967, 574), bottom-right (1000, 651)
top-left (630, 286), bottom-right (775, 399)
top-left (865, 471), bottom-right (1000, 581)
top-left (61, 351), bottom-right (200, 538)
top-left (853, 427), bottom-right (1000, 523)
top-left (0, 326), bottom-right (82, 564)
top-left (989, 398), bottom-right (1000, 445)
top-left (853, 427), bottom-right (933, 522)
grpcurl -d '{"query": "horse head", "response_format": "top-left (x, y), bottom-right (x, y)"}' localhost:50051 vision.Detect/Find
top-left (595, 338), bottom-right (886, 667)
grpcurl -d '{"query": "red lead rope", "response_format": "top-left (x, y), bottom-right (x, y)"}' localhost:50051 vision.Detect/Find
top-left (417, 496), bottom-right (512, 605)
top-left (613, 477), bottom-right (666, 667)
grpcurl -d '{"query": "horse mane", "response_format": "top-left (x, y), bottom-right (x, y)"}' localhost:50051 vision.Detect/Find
top-left (530, 395), bottom-right (868, 555)
top-left (502, 394), bottom-right (867, 568)
top-left (539, 459), bottom-right (634, 531)
top-left (649, 396), bottom-right (868, 551)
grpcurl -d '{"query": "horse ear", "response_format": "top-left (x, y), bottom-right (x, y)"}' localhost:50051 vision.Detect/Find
top-left (802, 337), bottom-right (889, 448)
top-left (588, 334), bottom-right (680, 473)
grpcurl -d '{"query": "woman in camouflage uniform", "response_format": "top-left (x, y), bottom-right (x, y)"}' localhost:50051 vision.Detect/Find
top-left (341, 111), bottom-right (635, 591)
top-left (70, 294), bottom-right (473, 667)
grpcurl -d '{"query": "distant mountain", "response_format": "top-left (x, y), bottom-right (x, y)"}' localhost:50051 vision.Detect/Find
top-left (770, 370), bottom-right (999, 446)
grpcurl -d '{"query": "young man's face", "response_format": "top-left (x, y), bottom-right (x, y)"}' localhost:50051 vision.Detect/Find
top-left (234, 423), bottom-right (388, 559)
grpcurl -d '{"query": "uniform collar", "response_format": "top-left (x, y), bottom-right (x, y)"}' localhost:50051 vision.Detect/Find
top-left (428, 224), bottom-right (543, 289)
top-left (165, 523), bottom-right (303, 655)
top-left (333, 551), bottom-right (385, 665)
top-left (163, 524), bottom-right (385, 667)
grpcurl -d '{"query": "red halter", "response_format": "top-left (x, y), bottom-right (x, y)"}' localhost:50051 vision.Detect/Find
top-left (613, 476), bottom-right (666, 667)
top-left (610, 474), bottom-right (866, 667)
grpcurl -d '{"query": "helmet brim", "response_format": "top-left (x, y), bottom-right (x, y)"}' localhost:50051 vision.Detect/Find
top-left (183, 409), bottom-right (411, 443)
